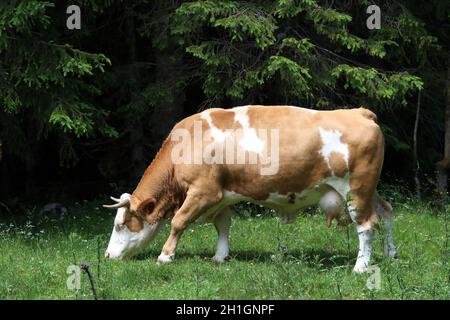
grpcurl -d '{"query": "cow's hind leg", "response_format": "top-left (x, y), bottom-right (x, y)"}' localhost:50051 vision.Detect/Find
top-left (347, 196), bottom-right (377, 273)
top-left (353, 226), bottom-right (374, 273)
top-left (212, 207), bottom-right (232, 263)
top-left (374, 193), bottom-right (397, 258)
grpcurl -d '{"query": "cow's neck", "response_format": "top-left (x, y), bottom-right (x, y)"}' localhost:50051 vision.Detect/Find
top-left (131, 139), bottom-right (182, 217)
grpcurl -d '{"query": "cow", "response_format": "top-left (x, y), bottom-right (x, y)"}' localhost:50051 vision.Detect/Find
top-left (103, 105), bottom-right (397, 273)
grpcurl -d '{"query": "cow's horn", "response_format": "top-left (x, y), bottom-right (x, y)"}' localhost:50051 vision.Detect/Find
top-left (110, 196), bottom-right (121, 203)
top-left (103, 197), bottom-right (130, 209)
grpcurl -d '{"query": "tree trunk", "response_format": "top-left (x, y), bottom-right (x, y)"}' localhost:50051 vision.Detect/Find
top-left (413, 91), bottom-right (421, 200)
top-left (149, 51), bottom-right (185, 156)
top-left (0, 145), bottom-right (8, 200)
top-left (436, 53), bottom-right (450, 196)
top-left (125, 9), bottom-right (146, 180)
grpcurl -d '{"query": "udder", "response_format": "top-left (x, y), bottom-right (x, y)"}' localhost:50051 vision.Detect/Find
top-left (319, 189), bottom-right (346, 227)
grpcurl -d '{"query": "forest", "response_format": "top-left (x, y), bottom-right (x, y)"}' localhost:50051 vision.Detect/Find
top-left (0, 0), bottom-right (448, 204)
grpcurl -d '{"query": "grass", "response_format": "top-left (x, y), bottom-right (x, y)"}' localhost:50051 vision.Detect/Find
top-left (0, 195), bottom-right (449, 300)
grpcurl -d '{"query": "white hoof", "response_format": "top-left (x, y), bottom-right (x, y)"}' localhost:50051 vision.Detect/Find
top-left (212, 255), bottom-right (229, 263)
top-left (353, 261), bottom-right (370, 273)
top-left (157, 253), bottom-right (174, 264)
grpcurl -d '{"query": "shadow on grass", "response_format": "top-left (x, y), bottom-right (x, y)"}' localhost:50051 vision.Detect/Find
top-left (134, 247), bottom-right (355, 270)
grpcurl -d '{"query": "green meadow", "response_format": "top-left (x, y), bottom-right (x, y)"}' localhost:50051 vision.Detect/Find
top-left (0, 189), bottom-right (448, 300)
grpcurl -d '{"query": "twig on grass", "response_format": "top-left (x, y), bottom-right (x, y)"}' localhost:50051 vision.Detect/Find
top-left (80, 263), bottom-right (98, 300)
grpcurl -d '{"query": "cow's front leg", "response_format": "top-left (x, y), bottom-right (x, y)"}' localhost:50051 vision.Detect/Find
top-left (158, 189), bottom-right (222, 264)
top-left (157, 221), bottom-right (180, 263)
top-left (212, 207), bottom-right (232, 263)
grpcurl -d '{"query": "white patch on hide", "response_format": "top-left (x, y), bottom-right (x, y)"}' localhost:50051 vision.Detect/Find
top-left (201, 110), bottom-right (230, 143)
top-left (353, 228), bottom-right (374, 273)
top-left (218, 188), bottom-right (323, 224)
top-left (286, 105), bottom-right (318, 114)
top-left (322, 173), bottom-right (350, 199)
top-left (106, 221), bottom-right (164, 259)
top-left (234, 106), bottom-right (264, 155)
top-left (105, 192), bottom-right (164, 259)
top-left (266, 189), bottom-right (321, 211)
top-left (214, 236), bottom-right (229, 262)
top-left (348, 204), bottom-right (358, 222)
top-left (212, 210), bottom-right (231, 262)
top-left (157, 252), bottom-right (175, 264)
top-left (318, 127), bottom-right (349, 170)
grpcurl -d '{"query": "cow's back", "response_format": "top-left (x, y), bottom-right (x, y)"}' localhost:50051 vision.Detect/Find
top-left (170, 106), bottom-right (383, 201)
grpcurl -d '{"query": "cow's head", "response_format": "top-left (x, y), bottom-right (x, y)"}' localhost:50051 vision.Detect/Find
top-left (103, 193), bottom-right (164, 259)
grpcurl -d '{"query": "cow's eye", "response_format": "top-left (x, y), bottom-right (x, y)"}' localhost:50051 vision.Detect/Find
top-left (115, 224), bottom-right (125, 232)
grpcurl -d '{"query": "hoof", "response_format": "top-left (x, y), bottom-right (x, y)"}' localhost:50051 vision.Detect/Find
top-left (157, 253), bottom-right (174, 264)
top-left (352, 263), bottom-right (370, 274)
top-left (212, 255), bottom-right (230, 263)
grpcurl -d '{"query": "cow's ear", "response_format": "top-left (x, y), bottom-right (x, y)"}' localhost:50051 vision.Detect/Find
top-left (136, 198), bottom-right (156, 218)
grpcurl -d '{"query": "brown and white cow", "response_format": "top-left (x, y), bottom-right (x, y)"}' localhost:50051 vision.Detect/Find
top-left (103, 105), bottom-right (397, 273)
